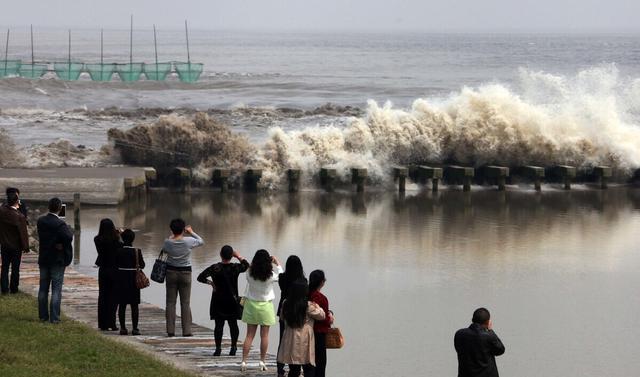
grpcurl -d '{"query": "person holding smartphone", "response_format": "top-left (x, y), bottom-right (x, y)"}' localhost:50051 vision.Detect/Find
top-left (36, 198), bottom-right (73, 323)
top-left (454, 308), bottom-right (506, 377)
top-left (163, 218), bottom-right (204, 337)
top-left (240, 249), bottom-right (283, 372)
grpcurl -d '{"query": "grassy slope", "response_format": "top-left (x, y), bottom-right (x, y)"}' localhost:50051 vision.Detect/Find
top-left (0, 293), bottom-right (196, 377)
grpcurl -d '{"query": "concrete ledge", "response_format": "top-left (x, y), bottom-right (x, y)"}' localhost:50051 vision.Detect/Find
top-left (0, 167), bottom-right (148, 205)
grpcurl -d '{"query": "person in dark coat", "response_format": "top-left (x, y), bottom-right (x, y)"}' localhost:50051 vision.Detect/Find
top-left (0, 192), bottom-right (29, 294)
top-left (197, 245), bottom-right (249, 356)
top-left (115, 229), bottom-right (145, 335)
top-left (454, 308), bottom-right (506, 377)
top-left (94, 218), bottom-right (123, 331)
top-left (276, 255), bottom-right (306, 377)
top-left (37, 197), bottom-right (73, 323)
top-left (5, 188), bottom-right (28, 220)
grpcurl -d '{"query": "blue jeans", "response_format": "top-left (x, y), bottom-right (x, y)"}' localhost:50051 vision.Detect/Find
top-left (38, 264), bottom-right (66, 323)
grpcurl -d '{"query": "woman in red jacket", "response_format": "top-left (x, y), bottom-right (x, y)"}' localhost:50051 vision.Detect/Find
top-left (309, 270), bottom-right (333, 377)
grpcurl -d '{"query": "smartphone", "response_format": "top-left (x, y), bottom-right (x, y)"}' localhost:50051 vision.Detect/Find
top-left (59, 204), bottom-right (66, 218)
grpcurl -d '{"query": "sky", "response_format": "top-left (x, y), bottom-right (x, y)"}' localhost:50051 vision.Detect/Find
top-left (1, 0), bottom-right (639, 32)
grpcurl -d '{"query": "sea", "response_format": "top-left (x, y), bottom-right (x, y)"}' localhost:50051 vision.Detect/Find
top-left (3, 29), bottom-right (640, 376)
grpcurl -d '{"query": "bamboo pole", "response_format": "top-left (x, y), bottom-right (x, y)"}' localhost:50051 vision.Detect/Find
top-left (30, 25), bottom-right (34, 76)
top-left (68, 29), bottom-right (71, 79)
top-left (153, 24), bottom-right (158, 79)
top-left (185, 20), bottom-right (191, 63)
top-left (100, 28), bottom-right (104, 66)
top-left (3, 29), bottom-right (9, 76)
top-left (129, 15), bottom-right (133, 67)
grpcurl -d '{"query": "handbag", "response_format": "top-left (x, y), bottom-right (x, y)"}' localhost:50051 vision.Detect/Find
top-left (150, 249), bottom-right (168, 283)
top-left (134, 248), bottom-right (150, 289)
top-left (326, 327), bottom-right (344, 349)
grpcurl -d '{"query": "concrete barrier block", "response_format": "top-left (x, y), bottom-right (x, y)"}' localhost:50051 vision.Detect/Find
top-left (287, 169), bottom-right (301, 193)
top-left (351, 168), bottom-right (367, 192)
top-left (243, 168), bottom-right (263, 192)
top-left (143, 167), bottom-right (157, 181)
top-left (485, 166), bottom-right (510, 178)
top-left (593, 166), bottom-right (612, 178)
top-left (320, 168), bottom-right (337, 192)
top-left (418, 166), bottom-right (443, 180)
top-left (593, 166), bottom-right (612, 189)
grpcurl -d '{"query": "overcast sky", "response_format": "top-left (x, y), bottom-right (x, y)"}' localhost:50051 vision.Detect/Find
top-left (1, 0), bottom-right (639, 32)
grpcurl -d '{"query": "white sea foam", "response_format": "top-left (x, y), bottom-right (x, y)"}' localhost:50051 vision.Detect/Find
top-left (251, 66), bottom-right (640, 188)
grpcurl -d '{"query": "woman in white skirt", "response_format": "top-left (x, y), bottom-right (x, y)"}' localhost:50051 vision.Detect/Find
top-left (241, 249), bottom-right (283, 371)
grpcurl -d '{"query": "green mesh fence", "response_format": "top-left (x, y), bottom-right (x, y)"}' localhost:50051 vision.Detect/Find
top-left (0, 60), bottom-right (22, 77)
top-left (19, 63), bottom-right (48, 79)
top-left (143, 62), bottom-right (172, 81)
top-left (54, 62), bottom-right (84, 81)
top-left (174, 62), bottom-right (203, 83)
top-left (85, 63), bottom-right (115, 81)
top-left (116, 63), bottom-right (144, 82)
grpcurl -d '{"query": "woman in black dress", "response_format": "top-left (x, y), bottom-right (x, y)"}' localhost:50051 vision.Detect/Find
top-left (197, 245), bottom-right (249, 356)
top-left (115, 229), bottom-right (145, 335)
top-left (94, 218), bottom-right (122, 331)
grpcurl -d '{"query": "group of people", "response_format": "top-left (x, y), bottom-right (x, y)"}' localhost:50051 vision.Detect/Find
top-left (1, 186), bottom-right (507, 377)
top-left (96, 215), bottom-right (333, 377)
top-left (0, 190), bottom-right (75, 324)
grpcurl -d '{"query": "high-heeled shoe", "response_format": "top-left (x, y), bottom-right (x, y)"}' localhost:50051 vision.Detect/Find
top-left (259, 360), bottom-right (268, 371)
top-left (228, 346), bottom-right (237, 356)
top-left (240, 361), bottom-right (247, 372)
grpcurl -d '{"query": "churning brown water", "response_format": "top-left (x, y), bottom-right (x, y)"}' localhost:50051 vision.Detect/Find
top-left (72, 186), bottom-right (640, 377)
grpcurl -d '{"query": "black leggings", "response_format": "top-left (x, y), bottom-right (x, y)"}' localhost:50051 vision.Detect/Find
top-left (277, 320), bottom-right (286, 374)
top-left (289, 364), bottom-right (315, 377)
top-left (314, 332), bottom-right (327, 377)
top-left (118, 303), bottom-right (139, 330)
top-left (214, 319), bottom-right (239, 350)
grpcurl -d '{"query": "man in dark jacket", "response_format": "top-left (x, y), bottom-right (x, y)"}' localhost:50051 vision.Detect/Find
top-left (37, 197), bottom-right (73, 323)
top-left (0, 192), bottom-right (29, 293)
top-left (454, 308), bottom-right (506, 377)
top-left (6, 187), bottom-right (28, 220)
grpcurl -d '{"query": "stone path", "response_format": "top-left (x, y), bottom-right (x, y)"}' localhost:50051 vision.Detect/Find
top-left (19, 254), bottom-right (276, 377)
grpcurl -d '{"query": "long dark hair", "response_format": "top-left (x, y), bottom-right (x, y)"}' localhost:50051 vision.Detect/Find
top-left (282, 255), bottom-right (305, 284)
top-left (309, 270), bottom-right (326, 293)
top-left (249, 249), bottom-right (273, 282)
top-left (282, 278), bottom-right (309, 328)
top-left (95, 218), bottom-right (119, 244)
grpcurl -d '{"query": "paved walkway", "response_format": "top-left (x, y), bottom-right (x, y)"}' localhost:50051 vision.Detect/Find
top-left (19, 254), bottom-right (276, 377)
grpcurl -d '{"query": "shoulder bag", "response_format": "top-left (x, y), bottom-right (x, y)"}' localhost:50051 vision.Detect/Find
top-left (150, 249), bottom-right (168, 283)
top-left (134, 248), bottom-right (150, 289)
top-left (326, 312), bottom-right (344, 349)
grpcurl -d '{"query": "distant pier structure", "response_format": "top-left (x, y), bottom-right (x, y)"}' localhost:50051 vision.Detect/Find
top-left (0, 19), bottom-right (203, 83)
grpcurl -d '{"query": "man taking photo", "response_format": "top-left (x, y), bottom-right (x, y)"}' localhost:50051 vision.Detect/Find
top-left (454, 307), bottom-right (506, 377)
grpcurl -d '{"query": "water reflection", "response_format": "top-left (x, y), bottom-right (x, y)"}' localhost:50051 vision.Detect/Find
top-left (70, 187), bottom-right (640, 377)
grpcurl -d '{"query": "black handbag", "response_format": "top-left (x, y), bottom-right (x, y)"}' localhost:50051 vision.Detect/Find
top-left (150, 249), bottom-right (168, 283)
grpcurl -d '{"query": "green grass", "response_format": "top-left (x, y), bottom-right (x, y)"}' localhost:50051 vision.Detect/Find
top-left (0, 293), bottom-right (196, 377)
